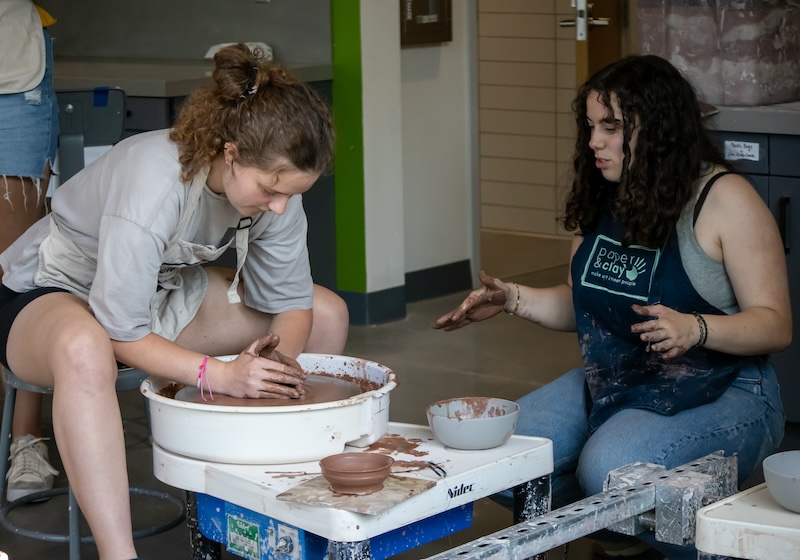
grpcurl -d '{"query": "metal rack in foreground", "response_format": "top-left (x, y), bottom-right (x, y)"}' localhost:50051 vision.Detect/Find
top-left (424, 451), bottom-right (738, 560)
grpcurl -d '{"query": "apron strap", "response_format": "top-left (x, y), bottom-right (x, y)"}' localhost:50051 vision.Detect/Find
top-left (693, 171), bottom-right (737, 227)
top-left (226, 217), bottom-right (253, 304)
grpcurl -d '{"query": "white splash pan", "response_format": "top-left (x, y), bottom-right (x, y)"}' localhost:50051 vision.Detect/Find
top-left (141, 353), bottom-right (396, 465)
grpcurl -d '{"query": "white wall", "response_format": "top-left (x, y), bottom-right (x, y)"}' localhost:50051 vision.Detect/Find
top-left (360, 2), bottom-right (407, 293)
top-left (401, 2), bottom-right (478, 277)
top-left (360, 2), bottom-right (477, 292)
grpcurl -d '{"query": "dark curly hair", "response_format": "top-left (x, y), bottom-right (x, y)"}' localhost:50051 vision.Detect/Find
top-left (562, 55), bottom-right (728, 248)
top-left (169, 44), bottom-right (334, 182)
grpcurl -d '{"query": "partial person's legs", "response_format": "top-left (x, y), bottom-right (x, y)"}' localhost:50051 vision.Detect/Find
top-left (577, 361), bottom-right (784, 560)
top-left (4, 395), bottom-right (55, 502)
top-left (491, 368), bottom-right (646, 556)
top-left (514, 367), bottom-right (591, 508)
top-left (492, 368), bottom-right (591, 511)
top-left (0, 174), bottom-right (49, 250)
top-left (578, 362), bottom-right (784, 494)
top-left (6, 292), bottom-right (138, 560)
top-left (7, 392), bottom-right (44, 437)
top-left (1, 174), bottom-right (52, 498)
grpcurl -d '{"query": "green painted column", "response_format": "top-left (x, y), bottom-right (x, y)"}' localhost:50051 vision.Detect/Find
top-left (331, 0), bottom-right (367, 293)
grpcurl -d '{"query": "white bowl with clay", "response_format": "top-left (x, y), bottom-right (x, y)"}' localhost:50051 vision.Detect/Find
top-left (427, 396), bottom-right (519, 450)
top-left (141, 353), bottom-right (396, 465)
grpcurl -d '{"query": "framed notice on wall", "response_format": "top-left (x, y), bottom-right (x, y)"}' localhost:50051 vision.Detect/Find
top-left (400, 0), bottom-right (452, 47)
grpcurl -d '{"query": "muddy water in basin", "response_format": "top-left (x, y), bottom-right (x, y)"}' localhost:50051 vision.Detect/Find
top-left (174, 374), bottom-right (361, 407)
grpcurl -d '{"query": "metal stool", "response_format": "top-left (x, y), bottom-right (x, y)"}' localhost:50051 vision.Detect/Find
top-left (0, 367), bottom-right (185, 559)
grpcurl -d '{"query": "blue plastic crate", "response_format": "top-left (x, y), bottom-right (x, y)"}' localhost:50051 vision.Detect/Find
top-left (196, 493), bottom-right (473, 559)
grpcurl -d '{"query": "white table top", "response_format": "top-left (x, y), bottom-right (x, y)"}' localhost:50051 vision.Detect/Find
top-left (153, 422), bottom-right (553, 542)
top-left (695, 483), bottom-right (800, 559)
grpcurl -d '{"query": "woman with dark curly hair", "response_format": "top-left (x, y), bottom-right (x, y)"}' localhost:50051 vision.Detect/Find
top-left (435, 55), bottom-right (789, 559)
top-left (0, 44), bottom-right (347, 559)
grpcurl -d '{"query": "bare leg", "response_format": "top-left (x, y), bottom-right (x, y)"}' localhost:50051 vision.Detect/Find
top-left (0, 174), bottom-right (49, 440)
top-left (0, 174), bottom-right (48, 249)
top-left (175, 267), bottom-right (349, 356)
top-left (7, 390), bottom-right (44, 437)
top-left (7, 292), bottom-right (137, 560)
top-left (306, 284), bottom-right (349, 354)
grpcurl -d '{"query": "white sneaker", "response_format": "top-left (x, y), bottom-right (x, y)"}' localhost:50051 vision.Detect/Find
top-left (6, 435), bottom-right (59, 502)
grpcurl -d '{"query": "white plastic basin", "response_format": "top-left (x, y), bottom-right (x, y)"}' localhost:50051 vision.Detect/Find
top-left (141, 353), bottom-right (396, 464)
top-left (763, 450), bottom-right (800, 513)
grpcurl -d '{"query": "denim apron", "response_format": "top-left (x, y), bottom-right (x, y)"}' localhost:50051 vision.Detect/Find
top-left (571, 211), bottom-right (754, 431)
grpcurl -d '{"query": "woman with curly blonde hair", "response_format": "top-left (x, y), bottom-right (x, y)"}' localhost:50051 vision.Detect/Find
top-left (0, 43), bottom-right (346, 559)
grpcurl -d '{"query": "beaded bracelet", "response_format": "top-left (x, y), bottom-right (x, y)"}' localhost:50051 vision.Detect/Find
top-left (692, 312), bottom-right (708, 348)
top-left (196, 355), bottom-right (214, 401)
top-left (506, 283), bottom-right (521, 316)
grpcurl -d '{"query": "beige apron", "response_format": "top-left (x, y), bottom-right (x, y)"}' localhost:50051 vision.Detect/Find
top-left (35, 173), bottom-right (252, 341)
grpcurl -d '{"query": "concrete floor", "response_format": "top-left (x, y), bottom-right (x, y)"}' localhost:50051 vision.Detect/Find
top-left (1, 232), bottom-right (797, 559)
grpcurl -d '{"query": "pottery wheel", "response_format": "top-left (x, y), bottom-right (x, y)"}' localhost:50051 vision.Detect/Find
top-left (174, 374), bottom-right (361, 407)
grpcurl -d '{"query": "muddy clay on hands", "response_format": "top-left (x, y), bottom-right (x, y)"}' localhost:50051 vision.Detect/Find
top-left (172, 374), bottom-right (360, 406)
top-left (159, 370), bottom-right (381, 406)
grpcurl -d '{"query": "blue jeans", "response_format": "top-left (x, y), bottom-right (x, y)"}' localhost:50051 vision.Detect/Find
top-left (514, 360), bottom-right (785, 560)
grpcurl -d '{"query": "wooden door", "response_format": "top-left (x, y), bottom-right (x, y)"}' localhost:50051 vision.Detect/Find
top-left (565, 0), bottom-right (624, 87)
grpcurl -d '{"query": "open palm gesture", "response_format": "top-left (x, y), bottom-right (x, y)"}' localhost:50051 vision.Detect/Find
top-left (433, 271), bottom-right (510, 331)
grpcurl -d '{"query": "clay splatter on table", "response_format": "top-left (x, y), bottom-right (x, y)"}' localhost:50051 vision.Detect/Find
top-left (276, 475), bottom-right (435, 515)
top-left (391, 460), bottom-right (431, 472)
top-left (266, 471), bottom-right (312, 479)
top-left (366, 434), bottom-right (428, 457)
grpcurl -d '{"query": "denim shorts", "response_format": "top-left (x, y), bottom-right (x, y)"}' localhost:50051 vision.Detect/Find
top-left (0, 29), bottom-right (59, 179)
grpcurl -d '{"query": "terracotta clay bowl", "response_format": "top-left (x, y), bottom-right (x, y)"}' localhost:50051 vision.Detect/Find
top-left (319, 452), bottom-right (394, 495)
top-left (427, 396), bottom-right (519, 450)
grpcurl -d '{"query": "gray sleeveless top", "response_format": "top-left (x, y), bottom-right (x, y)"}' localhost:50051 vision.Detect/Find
top-left (677, 173), bottom-right (739, 315)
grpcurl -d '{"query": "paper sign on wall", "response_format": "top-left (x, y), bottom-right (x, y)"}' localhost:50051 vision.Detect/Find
top-left (724, 140), bottom-right (760, 162)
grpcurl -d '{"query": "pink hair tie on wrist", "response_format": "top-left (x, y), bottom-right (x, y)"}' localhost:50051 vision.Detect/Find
top-left (196, 355), bottom-right (213, 401)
